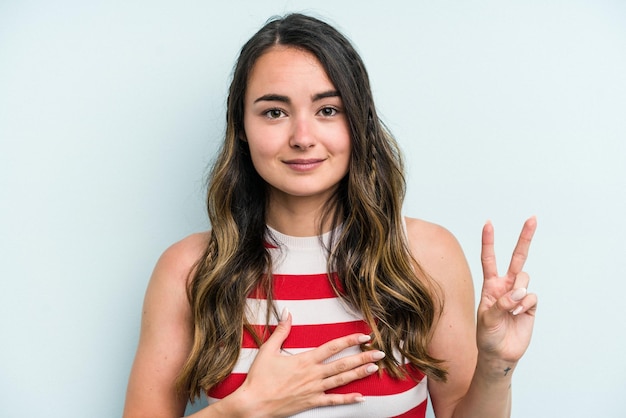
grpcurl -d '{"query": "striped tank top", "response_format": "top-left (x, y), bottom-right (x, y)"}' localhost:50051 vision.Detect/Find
top-left (207, 226), bottom-right (428, 417)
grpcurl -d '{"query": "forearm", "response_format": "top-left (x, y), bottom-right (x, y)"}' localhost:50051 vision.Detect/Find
top-left (185, 394), bottom-right (252, 418)
top-left (451, 354), bottom-right (515, 418)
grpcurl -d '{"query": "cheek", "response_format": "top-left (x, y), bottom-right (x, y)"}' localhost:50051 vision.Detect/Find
top-left (336, 120), bottom-right (351, 150)
top-left (246, 137), bottom-right (279, 177)
top-left (334, 127), bottom-right (352, 163)
top-left (243, 120), bottom-right (271, 158)
top-left (247, 132), bottom-right (276, 158)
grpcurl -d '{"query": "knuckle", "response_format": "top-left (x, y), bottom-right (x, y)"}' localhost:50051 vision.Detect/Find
top-left (327, 342), bottom-right (342, 354)
top-left (325, 396), bottom-right (340, 406)
top-left (334, 361), bottom-right (349, 373)
top-left (495, 298), bottom-right (511, 311)
top-left (333, 373), bottom-right (348, 386)
top-left (513, 250), bottom-right (528, 262)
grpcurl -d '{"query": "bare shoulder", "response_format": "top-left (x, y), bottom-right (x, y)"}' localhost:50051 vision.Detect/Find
top-left (403, 217), bottom-right (468, 283)
top-left (150, 231), bottom-right (210, 290)
top-left (142, 231), bottom-right (210, 323)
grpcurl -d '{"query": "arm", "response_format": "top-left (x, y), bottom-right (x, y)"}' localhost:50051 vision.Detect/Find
top-left (123, 233), bottom-right (208, 418)
top-left (405, 217), bottom-right (537, 418)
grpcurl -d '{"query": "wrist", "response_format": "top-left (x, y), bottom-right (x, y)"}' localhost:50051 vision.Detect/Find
top-left (475, 352), bottom-right (518, 381)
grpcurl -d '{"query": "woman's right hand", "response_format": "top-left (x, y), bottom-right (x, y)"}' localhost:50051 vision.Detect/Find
top-left (223, 308), bottom-right (385, 417)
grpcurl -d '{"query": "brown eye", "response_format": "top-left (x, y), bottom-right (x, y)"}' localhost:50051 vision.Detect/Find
top-left (265, 109), bottom-right (285, 119)
top-left (319, 107), bottom-right (338, 117)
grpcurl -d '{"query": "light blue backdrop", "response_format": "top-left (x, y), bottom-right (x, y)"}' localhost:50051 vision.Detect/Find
top-left (1, 1), bottom-right (625, 417)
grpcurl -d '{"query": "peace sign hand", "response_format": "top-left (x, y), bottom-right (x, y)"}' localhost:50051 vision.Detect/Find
top-left (477, 217), bottom-right (538, 364)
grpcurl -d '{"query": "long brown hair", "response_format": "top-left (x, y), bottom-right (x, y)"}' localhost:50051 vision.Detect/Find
top-left (177, 13), bottom-right (447, 401)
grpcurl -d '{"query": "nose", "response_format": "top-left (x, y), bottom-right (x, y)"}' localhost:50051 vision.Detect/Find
top-left (289, 115), bottom-right (315, 150)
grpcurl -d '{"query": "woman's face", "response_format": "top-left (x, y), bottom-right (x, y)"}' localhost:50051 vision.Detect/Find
top-left (243, 46), bottom-right (351, 206)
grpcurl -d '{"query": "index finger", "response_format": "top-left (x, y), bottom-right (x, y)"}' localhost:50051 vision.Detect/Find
top-left (310, 334), bottom-right (372, 363)
top-left (507, 216), bottom-right (537, 276)
top-left (481, 220), bottom-right (498, 279)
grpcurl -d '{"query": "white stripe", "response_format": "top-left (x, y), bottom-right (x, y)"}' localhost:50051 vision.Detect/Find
top-left (356, 378), bottom-right (428, 417)
top-left (232, 348), bottom-right (259, 373)
top-left (232, 346), bottom-right (365, 373)
top-left (245, 298), bottom-right (363, 326)
top-left (234, 347), bottom-right (410, 374)
top-left (269, 247), bottom-right (329, 275)
top-left (207, 376), bottom-right (428, 417)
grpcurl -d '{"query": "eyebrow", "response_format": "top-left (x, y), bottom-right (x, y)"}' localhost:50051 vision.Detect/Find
top-left (254, 94), bottom-right (290, 104)
top-left (253, 90), bottom-right (341, 104)
top-left (313, 90), bottom-right (341, 101)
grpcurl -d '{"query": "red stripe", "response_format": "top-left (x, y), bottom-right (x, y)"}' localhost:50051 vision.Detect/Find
top-left (242, 321), bottom-right (371, 348)
top-left (272, 273), bottom-right (338, 299)
top-left (207, 373), bottom-right (245, 399)
top-left (208, 369), bottom-right (426, 403)
top-left (250, 273), bottom-right (342, 300)
top-left (326, 366), bottom-right (423, 396)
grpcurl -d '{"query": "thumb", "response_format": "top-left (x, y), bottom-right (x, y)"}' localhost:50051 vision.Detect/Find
top-left (264, 307), bottom-right (292, 352)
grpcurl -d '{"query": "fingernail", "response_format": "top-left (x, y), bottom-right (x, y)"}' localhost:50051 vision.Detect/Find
top-left (371, 351), bottom-right (386, 360)
top-left (512, 305), bottom-right (524, 316)
top-left (355, 395), bottom-right (365, 402)
top-left (511, 287), bottom-right (527, 302)
top-left (358, 335), bottom-right (372, 343)
top-left (366, 364), bottom-right (379, 373)
top-left (280, 307), bottom-right (289, 322)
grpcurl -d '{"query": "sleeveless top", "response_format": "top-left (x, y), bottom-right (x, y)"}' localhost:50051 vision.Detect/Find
top-left (207, 226), bottom-right (429, 417)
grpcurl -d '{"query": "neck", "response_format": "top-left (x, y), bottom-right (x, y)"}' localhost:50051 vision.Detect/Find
top-left (266, 194), bottom-right (339, 237)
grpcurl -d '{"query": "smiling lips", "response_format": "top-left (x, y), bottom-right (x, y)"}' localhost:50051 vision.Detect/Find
top-left (283, 158), bottom-right (326, 172)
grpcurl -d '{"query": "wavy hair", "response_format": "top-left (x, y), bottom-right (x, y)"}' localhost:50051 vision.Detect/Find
top-left (176, 13), bottom-right (447, 400)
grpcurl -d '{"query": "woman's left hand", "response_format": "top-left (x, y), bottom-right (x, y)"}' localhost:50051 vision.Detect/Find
top-left (476, 216), bottom-right (538, 363)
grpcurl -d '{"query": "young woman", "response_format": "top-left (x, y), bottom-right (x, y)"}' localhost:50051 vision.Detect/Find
top-left (123, 13), bottom-right (538, 418)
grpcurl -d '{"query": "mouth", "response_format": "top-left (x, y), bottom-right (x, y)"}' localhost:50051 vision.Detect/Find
top-left (283, 158), bottom-right (326, 171)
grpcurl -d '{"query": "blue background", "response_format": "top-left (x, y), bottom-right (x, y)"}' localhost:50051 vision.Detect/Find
top-left (1, 1), bottom-right (625, 416)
